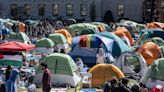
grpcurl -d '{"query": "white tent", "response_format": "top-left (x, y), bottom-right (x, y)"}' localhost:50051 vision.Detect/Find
top-left (114, 51), bottom-right (148, 80)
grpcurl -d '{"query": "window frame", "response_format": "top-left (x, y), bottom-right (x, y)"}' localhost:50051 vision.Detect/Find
top-left (66, 4), bottom-right (73, 16)
top-left (52, 4), bottom-right (59, 16)
top-left (80, 4), bottom-right (87, 16)
top-left (24, 4), bottom-right (31, 16)
top-left (117, 4), bottom-right (125, 17)
top-left (38, 4), bottom-right (45, 16)
top-left (11, 4), bottom-right (17, 16)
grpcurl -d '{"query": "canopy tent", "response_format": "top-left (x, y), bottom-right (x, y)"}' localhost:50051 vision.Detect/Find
top-left (24, 20), bottom-right (39, 26)
top-left (141, 58), bottom-right (164, 90)
top-left (89, 64), bottom-right (125, 87)
top-left (114, 52), bottom-right (148, 80)
top-left (98, 32), bottom-right (131, 57)
top-left (55, 29), bottom-right (72, 45)
top-left (146, 22), bottom-right (164, 30)
top-left (113, 27), bottom-right (134, 46)
top-left (68, 23), bottom-right (99, 37)
top-left (70, 34), bottom-right (115, 66)
top-left (0, 41), bottom-right (34, 67)
top-left (137, 42), bottom-right (161, 65)
top-left (34, 53), bottom-right (81, 87)
top-left (0, 41), bottom-right (35, 52)
top-left (6, 32), bottom-right (30, 43)
top-left (36, 38), bottom-right (54, 48)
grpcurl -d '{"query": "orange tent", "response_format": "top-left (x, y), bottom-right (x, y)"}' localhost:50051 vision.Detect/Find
top-left (97, 24), bottom-right (105, 32)
top-left (55, 29), bottom-right (72, 45)
top-left (89, 64), bottom-right (125, 87)
top-left (19, 22), bottom-right (25, 32)
top-left (146, 22), bottom-right (164, 30)
top-left (113, 27), bottom-right (134, 46)
top-left (137, 42), bottom-right (161, 65)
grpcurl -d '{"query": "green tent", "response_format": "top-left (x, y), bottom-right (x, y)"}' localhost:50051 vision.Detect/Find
top-left (36, 38), bottom-right (54, 48)
top-left (7, 32), bottom-right (30, 43)
top-left (38, 53), bottom-right (78, 75)
top-left (68, 23), bottom-right (99, 37)
top-left (119, 19), bottom-right (145, 33)
top-left (48, 33), bottom-right (67, 44)
top-left (151, 37), bottom-right (164, 47)
top-left (143, 58), bottom-right (164, 83)
top-left (91, 22), bottom-right (110, 31)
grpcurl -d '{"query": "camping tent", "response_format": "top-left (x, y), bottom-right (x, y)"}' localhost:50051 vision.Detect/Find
top-left (88, 64), bottom-right (125, 87)
top-left (136, 28), bottom-right (164, 46)
top-left (137, 42), bottom-right (161, 65)
top-left (114, 52), bottom-right (148, 80)
top-left (119, 19), bottom-right (145, 33)
top-left (98, 32), bottom-right (131, 57)
top-left (7, 32), bottom-right (31, 44)
top-left (91, 22), bottom-right (109, 32)
top-left (113, 27), bottom-right (134, 46)
top-left (146, 22), bottom-right (164, 30)
top-left (35, 38), bottom-right (54, 54)
top-left (0, 41), bottom-right (35, 67)
top-left (68, 23), bottom-right (99, 37)
top-left (55, 29), bottom-right (72, 45)
top-left (70, 34), bottom-right (115, 66)
top-left (48, 33), bottom-right (71, 53)
top-left (33, 53), bottom-right (82, 87)
top-left (141, 58), bottom-right (164, 91)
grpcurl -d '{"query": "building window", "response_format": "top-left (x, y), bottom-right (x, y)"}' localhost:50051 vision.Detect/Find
top-left (80, 4), bottom-right (87, 16)
top-left (38, 4), bottom-right (45, 16)
top-left (11, 4), bottom-right (17, 16)
top-left (52, 4), bottom-right (59, 16)
top-left (66, 4), bottom-right (73, 16)
top-left (24, 4), bottom-right (31, 16)
top-left (117, 5), bottom-right (124, 17)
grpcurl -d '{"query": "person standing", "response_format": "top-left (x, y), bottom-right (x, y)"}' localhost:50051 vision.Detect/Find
top-left (5, 68), bottom-right (20, 92)
top-left (41, 63), bottom-right (51, 92)
top-left (5, 66), bottom-right (12, 81)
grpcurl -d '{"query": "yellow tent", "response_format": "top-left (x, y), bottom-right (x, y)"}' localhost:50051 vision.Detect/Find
top-left (55, 29), bottom-right (72, 45)
top-left (88, 64), bottom-right (125, 87)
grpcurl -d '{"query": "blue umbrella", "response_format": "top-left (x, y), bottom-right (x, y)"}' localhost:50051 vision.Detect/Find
top-left (0, 28), bottom-right (11, 35)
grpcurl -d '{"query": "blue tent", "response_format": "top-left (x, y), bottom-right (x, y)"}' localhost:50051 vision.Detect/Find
top-left (98, 32), bottom-right (131, 57)
top-left (70, 34), bottom-right (122, 66)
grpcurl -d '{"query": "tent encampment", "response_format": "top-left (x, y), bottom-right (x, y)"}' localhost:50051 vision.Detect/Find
top-left (33, 53), bottom-right (82, 87)
top-left (88, 64), bottom-right (124, 87)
